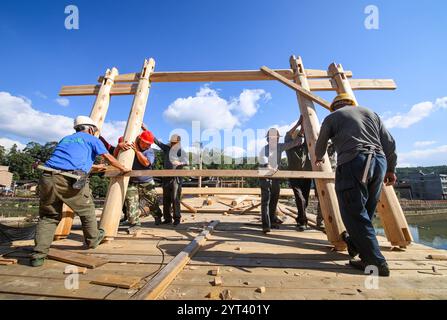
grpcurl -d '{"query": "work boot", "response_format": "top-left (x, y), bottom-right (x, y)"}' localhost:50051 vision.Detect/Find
top-left (378, 262), bottom-right (391, 277)
top-left (154, 216), bottom-right (162, 226)
top-left (296, 223), bottom-right (309, 232)
top-left (348, 259), bottom-right (367, 272)
top-left (173, 219), bottom-right (181, 227)
top-left (89, 228), bottom-right (106, 249)
top-left (342, 232), bottom-right (359, 258)
top-left (30, 257), bottom-right (45, 267)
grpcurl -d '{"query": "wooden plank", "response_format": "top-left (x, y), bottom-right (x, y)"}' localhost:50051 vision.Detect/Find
top-left (131, 220), bottom-right (219, 300)
top-left (90, 274), bottom-right (142, 289)
top-left (155, 187), bottom-right (295, 197)
top-left (180, 201), bottom-right (198, 214)
top-left (261, 66), bottom-right (332, 110)
top-left (105, 169), bottom-right (335, 179)
top-left (290, 55), bottom-right (346, 250)
top-left (231, 195), bottom-right (248, 206)
top-left (47, 248), bottom-right (108, 269)
top-left (100, 58), bottom-right (156, 241)
top-left (60, 79), bottom-right (394, 97)
top-left (97, 68), bottom-right (353, 83)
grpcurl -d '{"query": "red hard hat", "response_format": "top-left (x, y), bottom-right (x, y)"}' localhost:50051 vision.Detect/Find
top-left (139, 130), bottom-right (154, 144)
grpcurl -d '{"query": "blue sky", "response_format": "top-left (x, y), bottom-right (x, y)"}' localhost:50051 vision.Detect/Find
top-left (0, 0), bottom-right (446, 166)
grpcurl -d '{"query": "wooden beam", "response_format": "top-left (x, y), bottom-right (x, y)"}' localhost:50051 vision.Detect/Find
top-left (131, 220), bottom-right (219, 300)
top-left (97, 68), bottom-right (353, 83)
top-left (104, 169), bottom-right (335, 179)
top-left (290, 55), bottom-right (346, 251)
top-left (231, 195), bottom-right (249, 206)
top-left (47, 248), bottom-right (108, 269)
top-left (54, 68), bottom-right (119, 241)
top-left (261, 66), bottom-right (331, 110)
top-left (99, 59), bottom-right (155, 241)
top-left (154, 187), bottom-right (294, 197)
top-left (327, 62), bottom-right (412, 248)
top-left (60, 78), bottom-right (396, 97)
top-left (180, 201), bottom-right (198, 214)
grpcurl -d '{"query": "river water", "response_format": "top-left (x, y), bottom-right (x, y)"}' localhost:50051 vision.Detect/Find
top-left (375, 213), bottom-right (447, 250)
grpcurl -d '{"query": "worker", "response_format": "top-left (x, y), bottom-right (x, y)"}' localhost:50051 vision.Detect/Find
top-left (100, 130), bottom-right (163, 231)
top-left (154, 134), bottom-right (189, 226)
top-left (259, 121), bottom-right (303, 234)
top-left (31, 116), bottom-right (131, 267)
top-left (315, 93), bottom-right (397, 277)
top-left (284, 116), bottom-right (312, 231)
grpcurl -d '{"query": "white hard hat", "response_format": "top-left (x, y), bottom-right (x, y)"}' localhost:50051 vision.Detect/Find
top-left (74, 116), bottom-right (97, 129)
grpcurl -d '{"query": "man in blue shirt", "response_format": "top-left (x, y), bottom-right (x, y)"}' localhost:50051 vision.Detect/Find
top-left (31, 116), bottom-right (130, 267)
top-left (101, 130), bottom-right (163, 230)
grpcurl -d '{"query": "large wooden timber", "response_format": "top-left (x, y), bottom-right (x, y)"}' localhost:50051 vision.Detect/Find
top-left (260, 66), bottom-right (332, 110)
top-left (99, 59), bottom-right (155, 241)
top-left (54, 68), bottom-right (119, 240)
top-left (60, 78), bottom-right (396, 96)
top-left (156, 187), bottom-right (294, 197)
top-left (290, 55), bottom-right (346, 250)
top-left (131, 220), bottom-right (219, 300)
top-left (97, 68), bottom-right (353, 83)
top-left (327, 62), bottom-right (412, 247)
top-left (104, 169), bottom-right (335, 179)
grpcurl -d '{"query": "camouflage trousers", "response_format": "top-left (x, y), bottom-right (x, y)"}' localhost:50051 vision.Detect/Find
top-left (125, 182), bottom-right (162, 225)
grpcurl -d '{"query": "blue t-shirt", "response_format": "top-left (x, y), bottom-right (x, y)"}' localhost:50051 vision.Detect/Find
top-left (45, 132), bottom-right (108, 173)
top-left (130, 148), bottom-right (155, 184)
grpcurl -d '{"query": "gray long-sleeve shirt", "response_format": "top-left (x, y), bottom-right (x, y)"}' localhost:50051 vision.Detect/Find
top-left (315, 106), bottom-right (397, 173)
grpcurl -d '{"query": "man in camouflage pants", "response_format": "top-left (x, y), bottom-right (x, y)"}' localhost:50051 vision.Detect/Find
top-left (101, 129), bottom-right (162, 230)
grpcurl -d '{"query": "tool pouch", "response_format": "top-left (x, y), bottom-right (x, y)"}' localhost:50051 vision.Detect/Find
top-left (72, 171), bottom-right (89, 190)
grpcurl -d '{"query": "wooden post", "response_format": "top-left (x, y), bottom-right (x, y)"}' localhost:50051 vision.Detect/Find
top-left (99, 59), bottom-right (156, 241)
top-left (54, 68), bottom-right (119, 240)
top-left (289, 55), bottom-right (346, 250)
top-left (327, 62), bottom-right (412, 247)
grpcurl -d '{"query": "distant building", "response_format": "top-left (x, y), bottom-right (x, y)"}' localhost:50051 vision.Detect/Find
top-left (398, 171), bottom-right (447, 200)
top-left (0, 166), bottom-right (13, 189)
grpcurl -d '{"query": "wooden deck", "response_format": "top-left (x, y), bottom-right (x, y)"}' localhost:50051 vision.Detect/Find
top-left (1, 201), bottom-right (446, 300)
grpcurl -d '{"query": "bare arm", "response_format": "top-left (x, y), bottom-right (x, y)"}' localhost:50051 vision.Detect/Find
top-left (102, 153), bottom-right (131, 173)
top-left (131, 142), bottom-right (150, 167)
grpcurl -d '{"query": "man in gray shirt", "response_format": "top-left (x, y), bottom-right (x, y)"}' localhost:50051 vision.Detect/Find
top-left (315, 93), bottom-right (397, 277)
top-left (259, 122), bottom-right (303, 233)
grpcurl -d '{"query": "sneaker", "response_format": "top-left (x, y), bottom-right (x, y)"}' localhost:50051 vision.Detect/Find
top-left (162, 219), bottom-right (172, 225)
top-left (173, 220), bottom-right (180, 226)
top-left (154, 217), bottom-right (162, 225)
top-left (30, 257), bottom-right (45, 267)
top-left (296, 223), bottom-right (308, 232)
top-left (262, 228), bottom-right (271, 234)
top-left (89, 228), bottom-right (106, 249)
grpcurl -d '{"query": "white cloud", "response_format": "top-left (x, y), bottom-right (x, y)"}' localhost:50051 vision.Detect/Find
top-left (163, 85), bottom-right (270, 130)
top-left (0, 138), bottom-right (26, 150)
top-left (398, 145), bottom-right (447, 167)
top-left (0, 91), bottom-right (125, 146)
top-left (414, 140), bottom-right (437, 148)
top-left (55, 97), bottom-right (70, 107)
top-left (34, 91), bottom-right (48, 99)
top-left (383, 96), bottom-right (447, 129)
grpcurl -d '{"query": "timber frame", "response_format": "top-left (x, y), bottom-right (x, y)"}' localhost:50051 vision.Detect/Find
top-left (54, 55), bottom-right (413, 250)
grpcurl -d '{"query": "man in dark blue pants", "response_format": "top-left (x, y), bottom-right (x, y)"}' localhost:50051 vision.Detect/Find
top-left (315, 93), bottom-right (397, 277)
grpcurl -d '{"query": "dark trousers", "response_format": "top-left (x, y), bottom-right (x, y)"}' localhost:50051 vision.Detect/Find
top-left (33, 173), bottom-right (98, 259)
top-left (290, 178), bottom-right (311, 225)
top-left (162, 177), bottom-right (182, 221)
top-left (335, 153), bottom-right (387, 266)
top-left (260, 179), bottom-right (280, 229)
